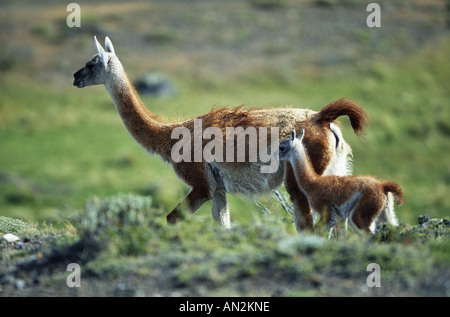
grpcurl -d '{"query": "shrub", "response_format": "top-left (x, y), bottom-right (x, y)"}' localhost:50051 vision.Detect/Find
top-left (0, 216), bottom-right (34, 235)
top-left (77, 194), bottom-right (154, 256)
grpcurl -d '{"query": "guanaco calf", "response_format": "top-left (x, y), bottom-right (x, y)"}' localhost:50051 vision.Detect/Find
top-left (278, 129), bottom-right (402, 236)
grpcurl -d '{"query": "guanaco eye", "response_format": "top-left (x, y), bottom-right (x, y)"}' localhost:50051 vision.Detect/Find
top-left (86, 56), bottom-right (100, 70)
top-left (86, 62), bottom-right (94, 70)
top-left (279, 143), bottom-right (287, 153)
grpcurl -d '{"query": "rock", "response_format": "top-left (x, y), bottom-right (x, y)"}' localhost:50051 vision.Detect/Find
top-left (15, 279), bottom-right (26, 289)
top-left (2, 233), bottom-right (20, 243)
top-left (135, 73), bottom-right (176, 97)
top-left (418, 215), bottom-right (430, 225)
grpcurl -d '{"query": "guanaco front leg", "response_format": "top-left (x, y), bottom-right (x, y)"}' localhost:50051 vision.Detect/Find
top-left (211, 191), bottom-right (231, 229)
top-left (166, 189), bottom-right (230, 228)
top-left (166, 186), bottom-right (211, 224)
top-left (166, 162), bottom-right (212, 224)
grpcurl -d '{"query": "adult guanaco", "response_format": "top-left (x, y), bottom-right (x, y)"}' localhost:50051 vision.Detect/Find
top-left (73, 36), bottom-right (368, 232)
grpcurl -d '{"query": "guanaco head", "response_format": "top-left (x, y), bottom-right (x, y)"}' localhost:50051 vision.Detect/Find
top-left (279, 128), bottom-right (305, 161)
top-left (73, 36), bottom-right (117, 88)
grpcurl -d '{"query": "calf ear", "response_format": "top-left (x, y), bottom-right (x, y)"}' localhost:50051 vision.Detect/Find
top-left (298, 128), bottom-right (305, 141)
top-left (290, 129), bottom-right (296, 141)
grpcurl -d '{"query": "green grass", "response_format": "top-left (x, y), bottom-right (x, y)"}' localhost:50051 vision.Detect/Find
top-left (0, 38), bottom-right (449, 226)
top-left (3, 193), bottom-right (446, 296)
top-left (85, 194), bottom-right (445, 295)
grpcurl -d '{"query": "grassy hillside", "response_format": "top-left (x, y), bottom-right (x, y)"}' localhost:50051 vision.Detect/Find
top-left (1, 37), bottom-right (449, 225)
top-left (1, 194), bottom-right (449, 296)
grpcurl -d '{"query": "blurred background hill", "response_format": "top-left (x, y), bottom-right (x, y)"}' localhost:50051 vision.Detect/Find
top-left (0, 0), bottom-right (449, 225)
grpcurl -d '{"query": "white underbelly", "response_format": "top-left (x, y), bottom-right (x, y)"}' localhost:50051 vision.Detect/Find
top-left (210, 162), bottom-right (285, 196)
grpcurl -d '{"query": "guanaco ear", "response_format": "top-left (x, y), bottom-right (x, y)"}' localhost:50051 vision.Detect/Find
top-left (94, 36), bottom-right (107, 65)
top-left (290, 129), bottom-right (296, 142)
top-left (104, 36), bottom-right (115, 54)
top-left (298, 128), bottom-right (305, 141)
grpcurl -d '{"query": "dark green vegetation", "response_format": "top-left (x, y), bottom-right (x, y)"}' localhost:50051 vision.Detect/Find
top-left (1, 194), bottom-right (449, 296)
top-left (0, 0), bottom-right (449, 296)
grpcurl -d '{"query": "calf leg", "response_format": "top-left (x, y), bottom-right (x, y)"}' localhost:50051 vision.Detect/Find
top-left (351, 194), bottom-right (384, 234)
top-left (327, 205), bottom-right (340, 239)
top-left (284, 162), bottom-right (314, 232)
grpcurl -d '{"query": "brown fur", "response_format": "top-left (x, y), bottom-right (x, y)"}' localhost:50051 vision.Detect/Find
top-left (382, 181), bottom-right (404, 205)
top-left (313, 98), bottom-right (368, 137)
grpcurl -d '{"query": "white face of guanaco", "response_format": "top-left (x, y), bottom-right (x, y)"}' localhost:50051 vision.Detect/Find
top-left (73, 36), bottom-right (116, 88)
top-left (278, 128), bottom-right (305, 161)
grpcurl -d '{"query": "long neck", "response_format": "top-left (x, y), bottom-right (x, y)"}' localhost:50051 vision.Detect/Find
top-left (104, 61), bottom-right (171, 160)
top-left (289, 145), bottom-right (319, 193)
